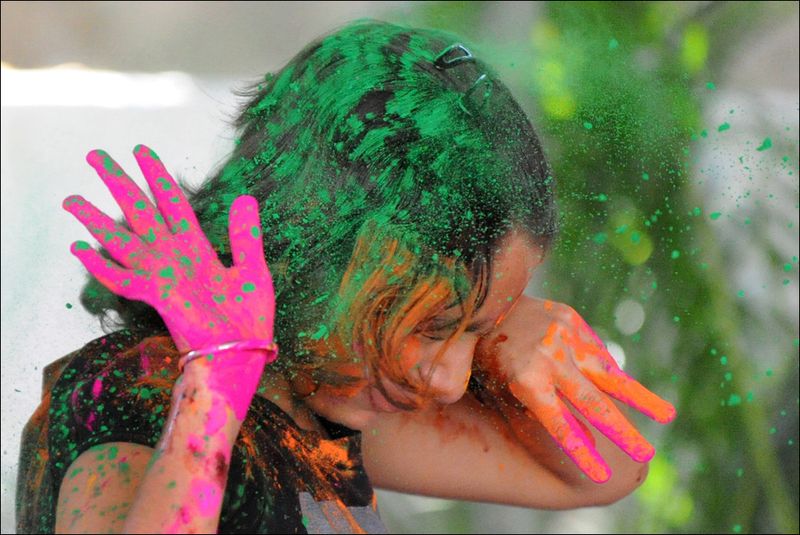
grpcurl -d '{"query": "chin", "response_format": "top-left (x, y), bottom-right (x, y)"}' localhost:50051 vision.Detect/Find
top-left (338, 409), bottom-right (381, 431)
top-left (308, 390), bottom-right (381, 431)
top-left (317, 402), bottom-right (381, 432)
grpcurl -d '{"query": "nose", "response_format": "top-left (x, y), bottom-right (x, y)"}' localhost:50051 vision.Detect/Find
top-left (419, 336), bottom-right (477, 405)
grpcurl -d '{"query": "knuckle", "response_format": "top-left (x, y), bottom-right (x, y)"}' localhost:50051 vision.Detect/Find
top-left (515, 368), bottom-right (552, 397)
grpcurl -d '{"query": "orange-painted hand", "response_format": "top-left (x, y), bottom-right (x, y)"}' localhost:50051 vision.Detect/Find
top-left (473, 296), bottom-right (676, 483)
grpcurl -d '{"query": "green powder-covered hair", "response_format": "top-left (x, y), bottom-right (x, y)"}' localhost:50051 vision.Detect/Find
top-left (81, 19), bottom-right (558, 396)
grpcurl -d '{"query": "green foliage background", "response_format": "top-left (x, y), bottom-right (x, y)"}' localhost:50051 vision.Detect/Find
top-left (377, 2), bottom-right (799, 533)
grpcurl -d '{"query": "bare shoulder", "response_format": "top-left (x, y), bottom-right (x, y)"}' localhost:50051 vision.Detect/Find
top-left (55, 442), bottom-right (154, 534)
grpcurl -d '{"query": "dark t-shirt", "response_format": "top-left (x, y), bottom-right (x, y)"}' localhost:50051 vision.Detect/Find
top-left (17, 328), bottom-right (387, 534)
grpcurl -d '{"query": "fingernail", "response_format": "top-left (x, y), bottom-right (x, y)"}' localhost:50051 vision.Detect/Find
top-left (659, 404), bottom-right (677, 423)
top-left (63, 195), bottom-right (85, 210)
top-left (590, 464), bottom-right (611, 483)
top-left (135, 144), bottom-right (160, 161)
top-left (633, 443), bottom-right (655, 463)
top-left (86, 149), bottom-right (107, 162)
top-left (72, 241), bottom-right (91, 252)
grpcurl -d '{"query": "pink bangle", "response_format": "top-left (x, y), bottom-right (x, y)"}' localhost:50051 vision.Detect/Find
top-left (179, 339), bottom-right (278, 372)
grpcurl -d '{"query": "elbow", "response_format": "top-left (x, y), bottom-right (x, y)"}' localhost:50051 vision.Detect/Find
top-left (586, 460), bottom-right (649, 507)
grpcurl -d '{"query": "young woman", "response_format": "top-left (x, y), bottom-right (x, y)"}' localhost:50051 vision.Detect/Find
top-left (17, 19), bottom-right (675, 534)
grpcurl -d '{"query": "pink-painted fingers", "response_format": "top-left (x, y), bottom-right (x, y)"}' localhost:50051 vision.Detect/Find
top-left (69, 240), bottom-right (139, 300)
top-left (557, 371), bottom-right (655, 462)
top-left (63, 194), bottom-right (148, 269)
top-left (67, 146), bottom-right (277, 357)
top-left (85, 149), bottom-right (169, 240)
top-left (508, 381), bottom-right (611, 483)
top-left (132, 145), bottom-right (204, 237)
top-left (228, 196), bottom-right (268, 272)
top-left (580, 361), bottom-right (677, 424)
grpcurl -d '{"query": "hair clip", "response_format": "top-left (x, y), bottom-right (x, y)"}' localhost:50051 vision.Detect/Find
top-left (459, 73), bottom-right (493, 116)
top-left (434, 43), bottom-right (492, 116)
top-left (434, 43), bottom-right (475, 70)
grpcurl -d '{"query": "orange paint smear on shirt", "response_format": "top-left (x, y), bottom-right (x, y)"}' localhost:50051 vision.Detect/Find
top-left (238, 433), bottom-right (259, 480)
top-left (277, 429), bottom-right (366, 533)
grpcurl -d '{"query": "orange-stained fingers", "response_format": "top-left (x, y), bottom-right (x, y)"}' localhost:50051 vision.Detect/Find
top-left (557, 369), bottom-right (654, 462)
top-left (508, 381), bottom-right (611, 483)
top-left (579, 361), bottom-right (677, 424)
top-left (562, 313), bottom-right (677, 425)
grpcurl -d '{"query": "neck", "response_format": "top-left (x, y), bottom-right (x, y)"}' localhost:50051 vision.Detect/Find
top-left (256, 369), bottom-right (328, 436)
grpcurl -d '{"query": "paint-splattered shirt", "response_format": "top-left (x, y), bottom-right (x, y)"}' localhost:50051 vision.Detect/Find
top-left (17, 328), bottom-right (387, 534)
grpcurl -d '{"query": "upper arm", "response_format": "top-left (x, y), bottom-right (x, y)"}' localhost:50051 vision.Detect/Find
top-left (54, 442), bottom-right (154, 534)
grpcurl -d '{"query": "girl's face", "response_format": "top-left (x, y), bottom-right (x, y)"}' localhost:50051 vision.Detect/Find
top-left (306, 229), bottom-right (545, 430)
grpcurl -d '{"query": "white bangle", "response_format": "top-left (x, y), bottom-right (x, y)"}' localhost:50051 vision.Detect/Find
top-left (179, 339), bottom-right (278, 372)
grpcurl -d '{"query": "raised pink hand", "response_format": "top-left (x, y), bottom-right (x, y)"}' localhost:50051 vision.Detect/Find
top-left (475, 296), bottom-right (676, 483)
top-left (63, 145), bottom-right (276, 358)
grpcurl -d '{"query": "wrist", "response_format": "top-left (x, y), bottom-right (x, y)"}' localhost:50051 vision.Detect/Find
top-left (180, 349), bottom-right (268, 421)
top-left (180, 339), bottom-right (278, 372)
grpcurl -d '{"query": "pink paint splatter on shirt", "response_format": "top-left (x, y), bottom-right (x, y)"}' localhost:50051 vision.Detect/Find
top-left (140, 353), bottom-right (151, 376)
top-left (85, 411), bottom-right (96, 432)
top-left (70, 388), bottom-right (81, 409)
top-left (91, 377), bottom-right (103, 400)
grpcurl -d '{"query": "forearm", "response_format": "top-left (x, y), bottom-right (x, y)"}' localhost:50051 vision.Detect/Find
top-left (122, 357), bottom-right (255, 534)
top-left (364, 392), bottom-right (647, 508)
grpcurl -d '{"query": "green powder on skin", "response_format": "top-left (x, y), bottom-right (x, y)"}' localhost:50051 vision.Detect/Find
top-left (155, 177), bottom-right (172, 191)
top-left (74, 21), bottom-right (558, 414)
